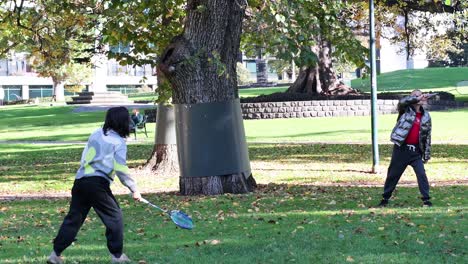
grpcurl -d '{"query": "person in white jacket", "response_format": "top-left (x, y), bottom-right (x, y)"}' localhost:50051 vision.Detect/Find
top-left (48, 106), bottom-right (142, 264)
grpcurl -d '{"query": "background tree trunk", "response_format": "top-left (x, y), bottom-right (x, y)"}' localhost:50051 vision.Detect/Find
top-left (159, 0), bottom-right (256, 195)
top-left (143, 103), bottom-right (179, 176)
top-left (287, 40), bottom-right (357, 96)
top-left (143, 144), bottom-right (179, 175)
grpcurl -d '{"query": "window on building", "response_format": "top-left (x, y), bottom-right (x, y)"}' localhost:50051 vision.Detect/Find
top-left (108, 61), bottom-right (154, 77)
top-left (0, 60), bottom-right (8, 76)
top-left (245, 61), bottom-right (257, 80)
top-left (109, 43), bottom-right (131, 54)
top-left (3, 85), bottom-right (22, 101)
top-left (107, 85), bottom-right (142, 94)
top-left (29, 85), bottom-right (53, 99)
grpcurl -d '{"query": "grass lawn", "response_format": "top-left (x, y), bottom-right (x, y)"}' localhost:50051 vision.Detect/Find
top-left (244, 108), bottom-right (468, 144)
top-left (0, 102), bottom-right (467, 263)
top-left (237, 86), bottom-right (288, 97)
top-left (1, 106), bottom-right (467, 144)
top-left (351, 67), bottom-right (468, 102)
top-left (0, 185), bottom-right (466, 263)
top-left (0, 106), bottom-right (155, 142)
top-left (0, 143), bottom-right (466, 195)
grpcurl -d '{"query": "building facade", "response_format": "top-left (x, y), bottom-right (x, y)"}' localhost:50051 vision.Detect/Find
top-left (0, 52), bottom-right (157, 102)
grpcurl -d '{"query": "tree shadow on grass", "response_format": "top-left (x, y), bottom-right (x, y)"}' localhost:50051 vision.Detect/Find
top-left (249, 143), bottom-right (467, 163)
top-left (0, 143), bottom-right (465, 196)
top-left (0, 132), bottom-right (94, 142)
top-left (0, 106), bottom-right (105, 129)
top-left (245, 129), bottom-right (386, 143)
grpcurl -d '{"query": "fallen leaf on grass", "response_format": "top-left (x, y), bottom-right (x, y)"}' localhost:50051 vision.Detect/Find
top-left (354, 227), bottom-right (365, 234)
top-left (208, 239), bottom-right (221, 245)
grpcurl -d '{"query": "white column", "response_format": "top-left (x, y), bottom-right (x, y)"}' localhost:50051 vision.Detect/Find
top-left (22, 85), bottom-right (29, 99)
top-left (406, 58), bottom-right (414, 69)
top-left (91, 55), bottom-right (108, 92)
top-left (291, 60), bottom-right (296, 81)
top-left (0, 86), bottom-right (4, 104)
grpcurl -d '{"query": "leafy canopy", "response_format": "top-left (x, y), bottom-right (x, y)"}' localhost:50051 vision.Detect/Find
top-left (243, 0), bottom-right (368, 69)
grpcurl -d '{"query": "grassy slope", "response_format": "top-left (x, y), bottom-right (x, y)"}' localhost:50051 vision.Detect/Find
top-left (351, 67), bottom-right (468, 102)
top-left (237, 86), bottom-right (288, 97)
top-left (351, 67), bottom-right (468, 92)
top-left (244, 108), bottom-right (468, 144)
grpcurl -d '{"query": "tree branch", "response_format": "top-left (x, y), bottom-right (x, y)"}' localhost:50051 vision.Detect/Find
top-left (383, 0), bottom-right (462, 13)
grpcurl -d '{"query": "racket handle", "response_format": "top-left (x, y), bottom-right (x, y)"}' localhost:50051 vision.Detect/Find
top-left (139, 197), bottom-right (150, 204)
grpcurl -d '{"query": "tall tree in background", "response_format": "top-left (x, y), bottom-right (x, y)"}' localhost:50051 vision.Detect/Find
top-left (243, 0), bottom-right (466, 96)
top-left (0, 0), bottom-right (100, 101)
top-left (378, 0), bottom-right (467, 67)
top-left (243, 0), bottom-right (368, 95)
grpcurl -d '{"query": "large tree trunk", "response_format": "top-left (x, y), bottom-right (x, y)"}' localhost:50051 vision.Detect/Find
top-left (159, 0), bottom-right (256, 195)
top-left (287, 40), bottom-right (358, 96)
top-left (143, 103), bottom-right (179, 176)
top-left (141, 67), bottom-right (179, 177)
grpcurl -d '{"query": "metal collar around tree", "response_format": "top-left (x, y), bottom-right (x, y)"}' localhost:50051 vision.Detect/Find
top-left (174, 99), bottom-right (251, 178)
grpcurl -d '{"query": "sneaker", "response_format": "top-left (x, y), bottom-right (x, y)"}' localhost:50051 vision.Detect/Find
top-left (111, 253), bottom-right (131, 263)
top-left (377, 199), bottom-right (389, 207)
top-left (423, 200), bottom-right (433, 207)
top-left (47, 251), bottom-right (64, 264)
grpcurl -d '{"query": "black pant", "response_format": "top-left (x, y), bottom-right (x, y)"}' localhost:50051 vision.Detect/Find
top-left (53, 177), bottom-right (124, 256)
top-left (382, 144), bottom-right (430, 200)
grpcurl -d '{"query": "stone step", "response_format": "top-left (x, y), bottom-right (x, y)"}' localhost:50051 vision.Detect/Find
top-left (67, 91), bottom-right (132, 105)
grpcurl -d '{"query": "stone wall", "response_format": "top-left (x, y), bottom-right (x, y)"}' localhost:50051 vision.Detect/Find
top-left (144, 99), bottom-right (466, 122)
top-left (241, 99), bottom-right (467, 119)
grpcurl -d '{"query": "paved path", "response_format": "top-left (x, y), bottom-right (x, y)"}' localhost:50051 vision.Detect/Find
top-left (72, 103), bottom-right (156, 113)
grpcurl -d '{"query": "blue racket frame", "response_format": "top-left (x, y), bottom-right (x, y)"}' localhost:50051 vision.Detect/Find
top-left (140, 197), bottom-right (193, 230)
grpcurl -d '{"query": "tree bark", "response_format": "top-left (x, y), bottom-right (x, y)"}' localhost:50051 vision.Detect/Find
top-left (143, 144), bottom-right (179, 176)
top-left (159, 0), bottom-right (256, 195)
top-left (142, 103), bottom-right (179, 176)
top-left (287, 41), bottom-right (357, 96)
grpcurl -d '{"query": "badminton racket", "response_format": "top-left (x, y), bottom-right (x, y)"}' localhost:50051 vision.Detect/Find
top-left (140, 197), bottom-right (194, 230)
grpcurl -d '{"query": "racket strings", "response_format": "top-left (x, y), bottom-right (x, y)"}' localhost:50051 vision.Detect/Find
top-left (170, 210), bottom-right (194, 230)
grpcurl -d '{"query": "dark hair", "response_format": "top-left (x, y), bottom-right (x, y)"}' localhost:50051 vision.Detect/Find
top-left (103, 106), bottom-right (130, 138)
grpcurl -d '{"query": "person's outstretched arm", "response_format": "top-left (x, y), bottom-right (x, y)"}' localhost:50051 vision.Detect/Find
top-left (114, 143), bottom-right (141, 201)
